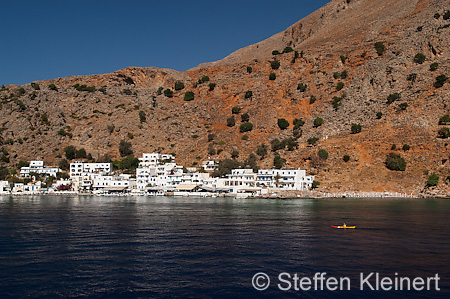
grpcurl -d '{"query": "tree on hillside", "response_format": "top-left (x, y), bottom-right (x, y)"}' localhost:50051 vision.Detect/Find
top-left (119, 140), bottom-right (133, 157)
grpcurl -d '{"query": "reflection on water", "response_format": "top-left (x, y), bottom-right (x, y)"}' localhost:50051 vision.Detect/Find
top-left (0, 196), bottom-right (449, 298)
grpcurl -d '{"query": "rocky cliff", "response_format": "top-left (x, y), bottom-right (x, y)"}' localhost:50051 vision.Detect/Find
top-left (1, 0), bottom-right (450, 195)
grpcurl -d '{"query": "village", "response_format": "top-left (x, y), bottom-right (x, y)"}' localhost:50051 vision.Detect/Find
top-left (0, 153), bottom-right (315, 198)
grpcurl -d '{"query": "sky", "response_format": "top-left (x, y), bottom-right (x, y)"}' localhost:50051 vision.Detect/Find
top-left (0, 0), bottom-right (330, 86)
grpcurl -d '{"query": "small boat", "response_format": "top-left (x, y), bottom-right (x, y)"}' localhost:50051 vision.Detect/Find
top-left (331, 224), bottom-right (356, 229)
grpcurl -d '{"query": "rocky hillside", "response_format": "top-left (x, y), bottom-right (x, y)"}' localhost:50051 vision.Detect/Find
top-left (1, 0), bottom-right (450, 196)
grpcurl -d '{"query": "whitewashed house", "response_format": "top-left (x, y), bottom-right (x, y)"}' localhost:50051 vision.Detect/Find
top-left (224, 169), bottom-right (258, 193)
top-left (92, 174), bottom-right (134, 194)
top-left (136, 152), bottom-right (183, 191)
top-left (23, 181), bottom-right (42, 193)
top-left (138, 153), bottom-right (174, 168)
top-left (70, 161), bottom-right (112, 178)
top-left (20, 160), bottom-right (61, 178)
top-left (70, 175), bottom-right (92, 192)
top-left (181, 172), bottom-right (210, 185)
top-left (0, 181), bottom-right (11, 194)
top-left (12, 183), bottom-right (24, 193)
top-left (202, 160), bottom-right (218, 172)
top-left (256, 168), bottom-right (314, 190)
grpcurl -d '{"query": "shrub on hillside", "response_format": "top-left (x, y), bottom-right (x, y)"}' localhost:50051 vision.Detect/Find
top-left (374, 42), bottom-right (386, 56)
top-left (270, 60), bottom-right (280, 70)
top-left (293, 128), bottom-right (302, 139)
top-left (343, 155), bottom-right (350, 162)
top-left (385, 153), bottom-right (406, 171)
top-left (297, 83), bottom-right (307, 92)
top-left (438, 127), bottom-right (450, 138)
top-left (387, 93), bottom-right (400, 104)
top-left (398, 102), bottom-right (408, 111)
top-left (318, 149), bottom-right (329, 160)
top-left (293, 118), bottom-right (305, 129)
top-left (246, 66), bottom-right (252, 73)
top-left (226, 116), bottom-right (235, 127)
top-left (231, 107), bottom-right (241, 114)
top-left (239, 122), bottom-right (253, 133)
top-left (256, 144), bottom-right (268, 159)
top-left (439, 115), bottom-right (450, 125)
top-left (351, 124), bottom-right (362, 134)
top-left (336, 82), bottom-right (344, 91)
top-left (414, 53), bottom-right (426, 64)
top-left (48, 84), bottom-right (58, 91)
top-left (284, 137), bottom-right (298, 151)
top-left (212, 159), bottom-right (243, 177)
top-left (244, 90), bottom-right (253, 99)
top-left (139, 111), bottom-right (146, 122)
top-left (307, 137), bottom-right (319, 145)
top-left (332, 96), bottom-right (343, 110)
top-left (443, 11), bottom-right (450, 20)
top-left (313, 117), bottom-right (323, 127)
top-left (164, 89), bottom-right (173, 98)
top-left (407, 73), bottom-right (417, 82)
top-left (241, 112), bottom-right (250, 123)
top-left (282, 46), bottom-right (294, 53)
top-left (64, 145), bottom-right (76, 160)
top-left (119, 140), bottom-right (133, 157)
top-left (273, 153), bottom-right (286, 169)
top-left (434, 75), bottom-right (448, 88)
top-left (270, 138), bottom-right (284, 152)
top-left (427, 173), bottom-right (439, 187)
top-left (277, 118), bottom-right (289, 130)
top-left (430, 63), bottom-right (439, 71)
top-left (184, 91), bottom-right (195, 101)
top-left (269, 73), bottom-right (276, 80)
top-left (73, 84), bottom-right (96, 92)
top-left (174, 81), bottom-right (185, 91)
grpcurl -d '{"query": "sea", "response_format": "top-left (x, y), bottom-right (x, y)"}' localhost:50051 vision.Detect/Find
top-left (0, 195), bottom-right (449, 298)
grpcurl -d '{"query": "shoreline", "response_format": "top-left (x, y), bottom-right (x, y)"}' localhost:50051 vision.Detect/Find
top-left (0, 191), bottom-right (448, 199)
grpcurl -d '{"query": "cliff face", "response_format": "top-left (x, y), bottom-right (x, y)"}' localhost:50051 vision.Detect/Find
top-left (1, 0), bottom-right (450, 195)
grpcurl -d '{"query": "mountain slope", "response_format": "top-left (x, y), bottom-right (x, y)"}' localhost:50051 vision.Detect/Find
top-left (1, 0), bottom-right (450, 196)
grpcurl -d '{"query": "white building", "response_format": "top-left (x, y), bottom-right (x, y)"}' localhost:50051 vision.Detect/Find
top-left (20, 160), bottom-right (61, 178)
top-left (224, 169), bottom-right (258, 193)
top-left (181, 172), bottom-right (210, 185)
top-left (71, 175), bottom-right (92, 192)
top-left (12, 183), bottom-right (24, 193)
top-left (92, 174), bottom-right (134, 194)
top-left (0, 181), bottom-right (11, 194)
top-left (256, 168), bottom-right (314, 190)
top-left (24, 181), bottom-right (42, 193)
top-left (218, 168), bottom-right (314, 194)
top-left (70, 161), bottom-right (112, 178)
top-left (138, 153), bottom-right (175, 168)
top-left (136, 162), bottom-right (183, 190)
top-left (136, 153), bottom-right (183, 191)
top-left (202, 160), bottom-right (218, 172)
top-left (12, 181), bottom-right (41, 193)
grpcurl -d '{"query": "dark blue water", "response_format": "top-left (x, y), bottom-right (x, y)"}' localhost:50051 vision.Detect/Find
top-left (0, 196), bottom-right (449, 298)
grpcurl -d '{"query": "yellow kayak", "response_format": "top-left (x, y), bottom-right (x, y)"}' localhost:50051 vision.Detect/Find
top-left (331, 224), bottom-right (356, 229)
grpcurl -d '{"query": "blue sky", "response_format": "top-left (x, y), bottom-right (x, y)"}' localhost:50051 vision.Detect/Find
top-left (0, 0), bottom-right (330, 86)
